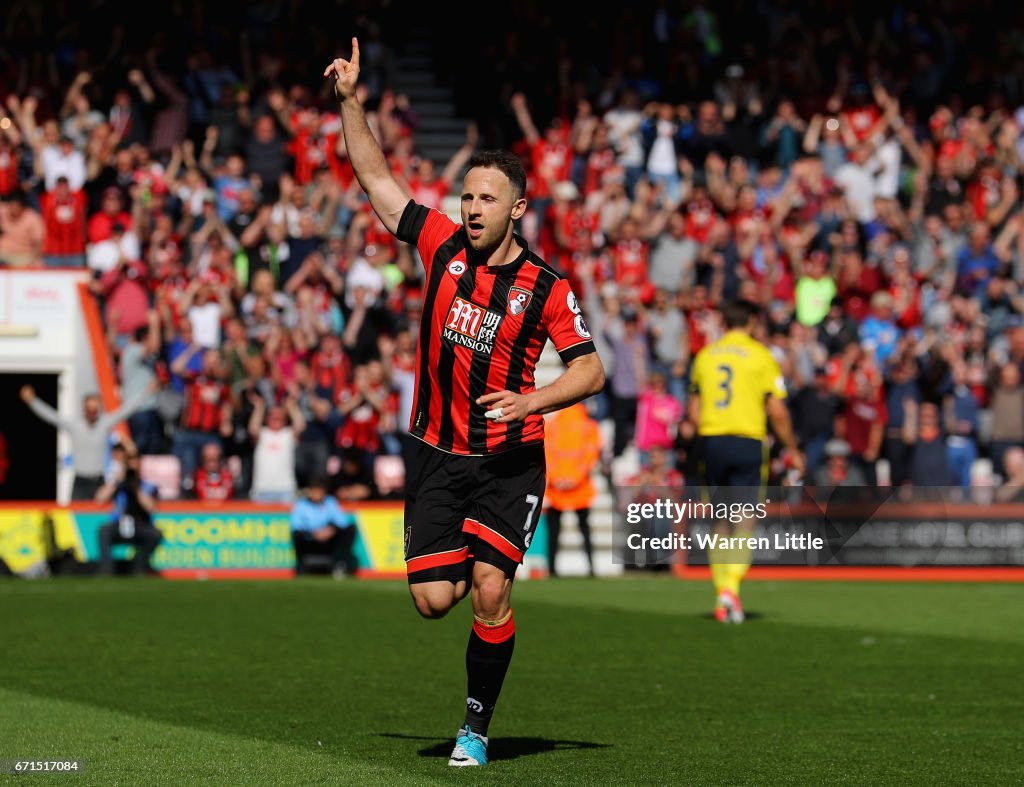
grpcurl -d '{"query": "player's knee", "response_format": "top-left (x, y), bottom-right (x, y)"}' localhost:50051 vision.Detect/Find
top-left (409, 585), bottom-right (456, 619)
top-left (472, 571), bottom-right (510, 619)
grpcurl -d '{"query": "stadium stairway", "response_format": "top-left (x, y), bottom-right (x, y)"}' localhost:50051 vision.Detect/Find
top-left (392, 43), bottom-right (469, 166)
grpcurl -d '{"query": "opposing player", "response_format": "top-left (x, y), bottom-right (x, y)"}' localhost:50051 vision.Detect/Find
top-left (688, 300), bottom-right (804, 623)
top-left (325, 40), bottom-right (604, 766)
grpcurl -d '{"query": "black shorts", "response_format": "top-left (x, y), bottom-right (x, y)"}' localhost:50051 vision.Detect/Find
top-left (404, 440), bottom-right (546, 584)
top-left (699, 435), bottom-right (766, 505)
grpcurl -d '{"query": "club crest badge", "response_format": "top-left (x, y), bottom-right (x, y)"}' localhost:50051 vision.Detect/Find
top-left (508, 286), bottom-right (533, 316)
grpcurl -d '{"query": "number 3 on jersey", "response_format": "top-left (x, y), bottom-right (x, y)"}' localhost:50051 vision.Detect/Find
top-left (715, 364), bottom-right (733, 408)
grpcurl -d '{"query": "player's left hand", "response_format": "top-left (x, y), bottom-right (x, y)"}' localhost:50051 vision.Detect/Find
top-left (324, 38), bottom-right (360, 100)
top-left (477, 390), bottom-right (533, 423)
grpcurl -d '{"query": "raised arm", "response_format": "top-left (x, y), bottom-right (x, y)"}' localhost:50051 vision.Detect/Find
top-left (511, 92), bottom-right (541, 146)
top-left (20, 386), bottom-right (71, 430)
top-left (247, 392), bottom-right (266, 441)
top-left (100, 378), bottom-right (160, 428)
top-left (803, 114), bottom-right (824, 155)
top-left (325, 38), bottom-right (410, 235)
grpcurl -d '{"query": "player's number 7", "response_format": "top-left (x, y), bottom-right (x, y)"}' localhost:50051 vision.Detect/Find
top-left (523, 494), bottom-right (539, 532)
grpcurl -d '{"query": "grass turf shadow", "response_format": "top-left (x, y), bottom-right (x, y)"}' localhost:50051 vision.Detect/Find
top-left (379, 733), bottom-right (611, 761)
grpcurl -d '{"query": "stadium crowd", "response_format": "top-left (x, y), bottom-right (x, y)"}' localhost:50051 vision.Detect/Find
top-left (3, 2), bottom-right (1024, 503)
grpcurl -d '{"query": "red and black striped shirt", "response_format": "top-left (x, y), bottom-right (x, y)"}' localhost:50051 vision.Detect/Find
top-left (397, 200), bottom-right (597, 456)
top-left (179, 374), bottom-right (230, 433)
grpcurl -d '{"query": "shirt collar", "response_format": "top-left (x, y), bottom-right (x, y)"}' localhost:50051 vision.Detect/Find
top-left (471, 234), bottom-right (530, 276)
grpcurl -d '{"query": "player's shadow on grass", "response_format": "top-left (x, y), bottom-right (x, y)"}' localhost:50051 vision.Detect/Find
top-left (379, 733), bottom-right (610, 760)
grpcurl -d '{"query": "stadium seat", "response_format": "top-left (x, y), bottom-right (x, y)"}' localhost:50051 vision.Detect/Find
top-left (140, 455), bottom-right (181, 501)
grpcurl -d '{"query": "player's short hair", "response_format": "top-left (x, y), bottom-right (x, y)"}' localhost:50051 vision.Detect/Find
top-left (722, 299), bottom-right (761, 329)
top-left (467, 150), bottom-right (527, 202)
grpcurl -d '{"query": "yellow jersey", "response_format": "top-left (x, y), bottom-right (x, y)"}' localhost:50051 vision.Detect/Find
top-left (689, 330), bottom-right (787, 440)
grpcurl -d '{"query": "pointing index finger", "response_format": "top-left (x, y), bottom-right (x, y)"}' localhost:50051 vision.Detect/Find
top-left (350, 37), bottom-right (360, 66)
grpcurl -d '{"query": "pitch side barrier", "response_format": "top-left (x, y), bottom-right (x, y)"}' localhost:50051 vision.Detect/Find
top-left (0, 501), bottom-right (554, 579)
top-left (0, 501), bottom-right (405, 579)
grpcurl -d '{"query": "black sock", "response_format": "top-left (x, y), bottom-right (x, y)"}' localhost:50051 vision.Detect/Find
top-left (464, 616), bottom-right (515, 737)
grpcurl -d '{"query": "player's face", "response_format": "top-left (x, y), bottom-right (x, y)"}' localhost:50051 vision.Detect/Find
top-left (461, 167), bottom-right (526, 253)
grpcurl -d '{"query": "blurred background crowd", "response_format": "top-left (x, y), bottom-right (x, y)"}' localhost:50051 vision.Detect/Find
top-left (3, 0), bottom-right (1024, 504)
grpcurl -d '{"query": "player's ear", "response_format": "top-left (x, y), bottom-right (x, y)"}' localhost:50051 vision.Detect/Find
top-left (511, 198), bottom-right (527, 221)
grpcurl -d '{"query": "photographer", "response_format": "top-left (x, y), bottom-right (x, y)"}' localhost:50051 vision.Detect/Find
top-left (96, 444), bottom-right (163, 576)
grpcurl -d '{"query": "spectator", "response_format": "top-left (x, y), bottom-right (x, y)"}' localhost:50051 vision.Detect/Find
top-left (406, 124), bottom-right (476, 210)
top-left (96, 443), bottom-right (163, 576)
top-left (40, 176), bottom-right (87, 267)
top-left (648, 209), bottom-right (699, 295)
top-left (945, 361), bottom-right (980, 490)
top-left (87, 187), bottom-right (133, 245)
top-left (883, 352), bottom-right (922, 488)
top-left (335, 362), bottom-right (393, 458)
top-left (818, 298), bottom-right (859, 356)
top-left (332, 446), bottom-right (377, 503)
top-left (623, 446), bottom-right (683, 567)
top-left (791, 366), bottom-right (840, 475)
top-left (902, 400), bottom-right (949, 491)
top-left (247, 393), bottom-right (306, 503)
top-left (171, 346), bottom-right (233, 494)
top-left (641, 103), bottom-right (686, 203)
top-left (635, 371), bottom-right (684, 463)
top-left (108, 71), bottom-right (155, 148)
top-left (604, 310), bottom-right (650, 456)
top-left (544, 403), bottom-right (601, 577)
top-left (995, 447), bottom-right (1024, 503)
top-left (955, 223), bottom-right (1003, 298)
top-left (292, 364), bottom-right (338, 489)
top-left (181, 276), bottom-right (233, 349)
top-left (646, 289), bottom-right (689, 401)
top-left (39, 134), bottom-right (87, 192)
top-left (120, 313), bottom-right (164, 455)
top-left (245, 113), bottom-right (291, 198)
top-left (87, 218), bottom-right (141, 274)
top-left (0, 192), bottom-right (44, 267)
top-left (988, 362), bottom-right (1024, 479)
top-left (836, 369), bottom-right (886, 485)
top-left (94, 230), bottom-right (149, 343)
top-left (193, 442), bottom-right (235, 502)
top-left (794, 251), bottom-right (835, 327)
top-left (672, 414), bottom-right (702, 490)
top-left (859, 291), bottom-right (901, 367)
top-left (290, 476), bottom-right (356, 578)
top-left (812, 438), bottom-right (867, 486)
top-left (21, 382), bottom-right (154, 501)
top-left (603, 89), bottom-right (646, 194)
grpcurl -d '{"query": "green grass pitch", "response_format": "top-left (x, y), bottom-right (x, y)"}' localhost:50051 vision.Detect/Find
top-left (1, 577), bottom-right (1022, 785)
